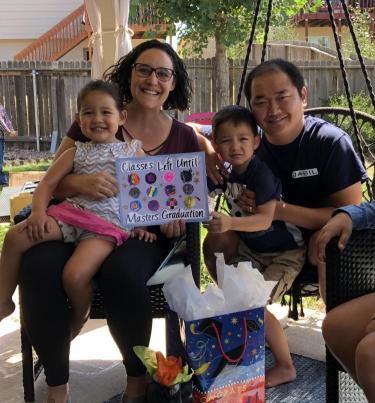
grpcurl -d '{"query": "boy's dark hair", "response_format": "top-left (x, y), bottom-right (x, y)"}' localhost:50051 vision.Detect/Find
top-left (104, 39), bottom-right (192, 111)
top-left (77, 80), bottom-right (123, 112)
top-left (212, 105), bottom-right (258, 141)
top-left (244, 59), bottom-right (306, 103)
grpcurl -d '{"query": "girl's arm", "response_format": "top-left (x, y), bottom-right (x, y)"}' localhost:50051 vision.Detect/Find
top-left (207, 200), bottom-right (275, 233)
top-left (32, 148), bottom-right (76, 213)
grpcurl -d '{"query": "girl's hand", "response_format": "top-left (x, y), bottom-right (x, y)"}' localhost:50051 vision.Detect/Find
top-left (237, 188), bottom-right (256, 215)
top-left (131, 228), bottom-right (157, 243)
top-left (314, 212), bottom-right (353, 263)
top-left (205, 211), bottom-right (232, 233)
top-left (21, 211), bottom-right (51, 242)
top-left (77, 172), bottom-right (119, 200)
top-left (160, 220), bottom-right (186, 239)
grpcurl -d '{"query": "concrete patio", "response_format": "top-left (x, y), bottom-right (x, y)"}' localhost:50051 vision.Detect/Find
top-left (0, 293), bottom-right (325, 403)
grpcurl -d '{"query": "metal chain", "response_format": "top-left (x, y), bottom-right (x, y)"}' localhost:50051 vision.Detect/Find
top-left (261, 0), bottom-right (273, 63)
top-left (236, 0), bottom-right (262, 105)
top-left (339, 0), bottom-right (375, 112)
top-left (326, 0), bottom-right (372, 198)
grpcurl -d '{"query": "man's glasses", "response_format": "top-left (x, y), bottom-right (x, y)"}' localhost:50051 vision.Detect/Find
top-left (132, 63), bottom-right (175, 82)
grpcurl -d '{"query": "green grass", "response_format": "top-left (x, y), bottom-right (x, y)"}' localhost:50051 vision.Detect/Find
top-left (4, 161), bottom-right (51, 173)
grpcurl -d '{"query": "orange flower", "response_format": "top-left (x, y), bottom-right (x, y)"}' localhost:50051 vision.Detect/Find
top-left (155, 351), bottom-right (183, 386)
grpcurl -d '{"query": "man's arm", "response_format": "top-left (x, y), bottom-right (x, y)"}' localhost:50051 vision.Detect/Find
top-left (274, 182), bottom-right (363, 230)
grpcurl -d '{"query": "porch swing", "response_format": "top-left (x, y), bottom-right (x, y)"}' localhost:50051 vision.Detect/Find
top-left (234, 1), bottom-right (375, 402)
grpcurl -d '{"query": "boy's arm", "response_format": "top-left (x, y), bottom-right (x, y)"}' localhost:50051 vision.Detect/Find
top-left (336, 201), bottom-right (375, 230)
top-left (207, 199), bottom-right (275, 233)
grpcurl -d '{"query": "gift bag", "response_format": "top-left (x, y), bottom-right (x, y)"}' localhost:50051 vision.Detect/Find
top-left (183, 307), bottom-right (265, 403)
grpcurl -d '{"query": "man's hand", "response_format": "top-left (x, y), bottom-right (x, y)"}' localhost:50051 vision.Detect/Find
top-left (205, 211), bottom-right (232, 233)
top-left (314, 212), bottom-right (353, 263)
top-left (237, 188), bottom-right (256, 215)
top-left (205, 149), bottom-right (228, 186)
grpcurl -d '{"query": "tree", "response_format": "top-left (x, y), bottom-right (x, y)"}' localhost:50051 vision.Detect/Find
top-left (132, 0), bottom-right (322, 109)
top-left (342, 6), bottom-right (375, 60)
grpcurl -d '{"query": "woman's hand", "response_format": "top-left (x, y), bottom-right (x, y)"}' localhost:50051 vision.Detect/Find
top-left (206, 149), bottom-right (227, 185)
top-left (205, 211), bottom-right (232, 233)
top-left (20, 211), bottom-right (52, 242)
top-left (131, 228), bottom-right (157, 243)
top-left (74, 172), bottom-right (119, 200)
top-left (313, 212), bottom-right (353, 263)
top-left (237, 188), bottom-right (256, 215)
top-left (160, 220), bottom-right (186, 239)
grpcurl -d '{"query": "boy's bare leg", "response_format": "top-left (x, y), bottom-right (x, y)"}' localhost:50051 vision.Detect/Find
top-left (265, 309), bottom-right (296, 388)
top-left (0, 219), bottom-right (62, 321)
top-left (62, 237), bottom-right (114, 338)
top-left (203, 230), bottom-right (239, 280)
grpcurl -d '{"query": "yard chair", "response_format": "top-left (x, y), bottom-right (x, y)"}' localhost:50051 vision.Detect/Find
top-left (325, 228), bottom-right (375, 403)
top-left (283, 106), bottom-right (375, 320)
top-left (14, 204), bottom-right (201, 402)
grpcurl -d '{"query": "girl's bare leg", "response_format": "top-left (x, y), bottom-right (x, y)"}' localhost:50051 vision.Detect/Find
top-left (322, 293), bottom-right (375, 382)
top-left (62, 238), bottom-right (114, 337)
top-left (0, 219), bottom-right (62, 321)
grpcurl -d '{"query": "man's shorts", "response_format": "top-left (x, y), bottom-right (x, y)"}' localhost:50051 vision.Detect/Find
top-left (56, 219), bottom-right (115, 245)
top-left (232, 239), bottom-right (306, 303)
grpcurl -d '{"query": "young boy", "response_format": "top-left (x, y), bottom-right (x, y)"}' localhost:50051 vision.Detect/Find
top-left (204, 105), bottom-right (306, 388)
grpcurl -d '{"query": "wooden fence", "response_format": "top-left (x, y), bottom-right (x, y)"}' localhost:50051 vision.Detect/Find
top-left (1, 58), bottom-right (375, 147)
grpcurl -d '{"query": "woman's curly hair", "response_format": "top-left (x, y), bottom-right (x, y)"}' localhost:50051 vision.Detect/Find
top-left (104, 40), bottom-right (192, 111)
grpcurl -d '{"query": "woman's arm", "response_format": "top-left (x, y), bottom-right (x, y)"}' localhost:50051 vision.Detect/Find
top-left (274, 182), bottom-right (363, 230)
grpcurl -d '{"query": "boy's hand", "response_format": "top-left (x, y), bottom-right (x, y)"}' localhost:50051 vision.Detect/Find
top-left (206, 211), bottom-right (232, 233)
top-left (131, 228), bottom-right (157, 243)
top-left (237, 188), bottom-right (256, 215)
top-left (20, 211), bottom-right (51, 242)
top-left (314, 212), bottom-right (353, 263)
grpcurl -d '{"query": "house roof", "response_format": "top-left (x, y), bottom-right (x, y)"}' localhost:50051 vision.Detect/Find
top-left (0, 0), bottom-right (83, 39)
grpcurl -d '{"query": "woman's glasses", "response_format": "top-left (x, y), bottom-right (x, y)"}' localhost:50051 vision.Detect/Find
top-left (132, 63), bottom-right (175, 82)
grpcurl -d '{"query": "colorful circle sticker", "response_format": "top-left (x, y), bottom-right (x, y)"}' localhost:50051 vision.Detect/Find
top-left (148, 200), bottom-right (160, 211)
top-left (130, 200), bottom-right (142, 211)
top-left (180, 169), bottom-right (192, 183)
top-left (182, 183), bottom-right (194, 195)
top-left (184, 195), bottom-right (196, 209)
top-left (165, 184), bottom-right (176, 196)
top-left (128, 173), bottom-right (140, 185)
top-left (129, 187), bottom-right (140, 199)
top-left (166, 197), bottom-right (178, 209)
top-left (163, 171), bottom-right (175, 183)
top-left (147, 185), bottom-right (158, 198)
top-left (145, 172), bottom-right (157, 184)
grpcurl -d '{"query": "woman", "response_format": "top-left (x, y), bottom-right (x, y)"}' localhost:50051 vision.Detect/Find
top-left (204, 59), bottom-right (366, 388)
top-left (19, 40), bottom-right (207, 403)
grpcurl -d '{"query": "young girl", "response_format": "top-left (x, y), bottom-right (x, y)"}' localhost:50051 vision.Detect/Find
top-left (0, 80), bottom-right (155, 335)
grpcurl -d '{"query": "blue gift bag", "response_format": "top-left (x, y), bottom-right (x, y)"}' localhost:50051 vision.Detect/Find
top-left (183, 307), bottom-right (265, 403)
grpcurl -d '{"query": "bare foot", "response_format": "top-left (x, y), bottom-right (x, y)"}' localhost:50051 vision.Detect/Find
top-left (44, 384), bottom-right (69, 403)
top-left (265, 363), bottom-right (296, 388)
top-left (0, 300), bottom-right (15, 322)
